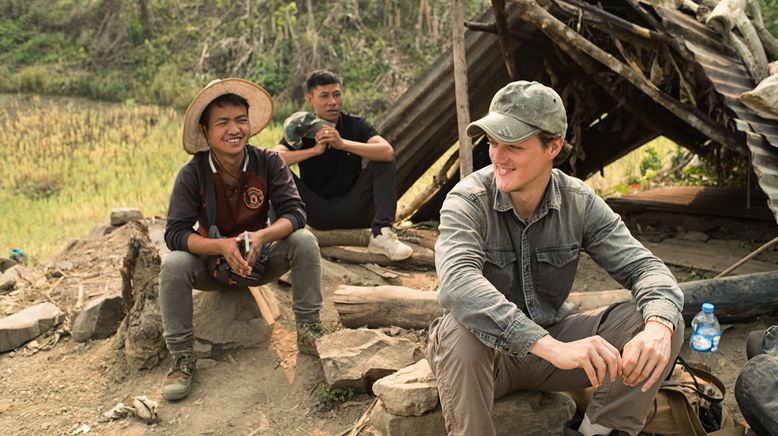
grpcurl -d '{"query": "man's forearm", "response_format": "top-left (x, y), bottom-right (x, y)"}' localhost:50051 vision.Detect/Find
top-left (339, 139), bottom-right (393, 161)
top-left (274, 146), bottom-right (320, 165)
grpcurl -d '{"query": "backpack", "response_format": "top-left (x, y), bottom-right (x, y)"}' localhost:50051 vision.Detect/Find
top-left (641, 357), bottom-right (744, 436)
top-left (199, 151), bottom-right (268, 287)
top-left (568, 357), bottom-right (745, 436)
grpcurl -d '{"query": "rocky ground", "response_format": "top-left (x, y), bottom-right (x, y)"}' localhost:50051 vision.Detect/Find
top-left (0, 216), bottom-right (776, 435)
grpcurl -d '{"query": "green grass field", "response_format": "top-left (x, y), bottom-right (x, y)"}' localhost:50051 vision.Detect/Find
top-left (1, 94), bottom-right (692, 263)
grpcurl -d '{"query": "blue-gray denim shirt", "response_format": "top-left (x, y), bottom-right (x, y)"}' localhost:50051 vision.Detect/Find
top-left (435, 167), bottom-right (683, 358)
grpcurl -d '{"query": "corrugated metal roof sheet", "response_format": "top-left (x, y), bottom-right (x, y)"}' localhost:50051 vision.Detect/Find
top-left (655, 6), bottom-right (778, 223)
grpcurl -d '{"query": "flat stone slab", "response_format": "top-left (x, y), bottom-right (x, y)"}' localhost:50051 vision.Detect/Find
top-left (318, 328), bottom-right (423, 393)
top-left (373, 359), bottom-right (438, 416)
top-left (71, 294), bottom-right (124, 342)
top-left (110, 208), bottom-right (144, 226)
top-left (371, 390), bottom-right (576, 435)
top-left (0, 303), bottom-right (65, 352)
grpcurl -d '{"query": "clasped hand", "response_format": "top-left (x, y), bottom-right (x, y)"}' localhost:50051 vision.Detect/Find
top-left (537, 323), bottom-right (672, 391)
top-left (218, 231), bottom-right (265, 277)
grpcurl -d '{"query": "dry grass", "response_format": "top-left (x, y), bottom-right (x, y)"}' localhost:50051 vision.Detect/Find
top-left (0, 94), bottom-right (283, 262)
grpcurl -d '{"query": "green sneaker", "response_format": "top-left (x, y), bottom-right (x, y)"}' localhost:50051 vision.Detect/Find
top-left (162, 352), bottom-right (196, 401)
top-left (296, 321), bottom-right (324, 356)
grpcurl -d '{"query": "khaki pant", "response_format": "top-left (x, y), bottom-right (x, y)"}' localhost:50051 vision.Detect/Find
top-left (426, 302), bottom-right (684, 436)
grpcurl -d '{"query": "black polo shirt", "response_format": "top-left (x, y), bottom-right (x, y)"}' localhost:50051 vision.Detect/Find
top-left (280, 112), bottom-right (379, 198)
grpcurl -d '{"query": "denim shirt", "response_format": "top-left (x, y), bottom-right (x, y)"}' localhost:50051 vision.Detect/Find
top-left (435, 167), bottom-right (683, 358)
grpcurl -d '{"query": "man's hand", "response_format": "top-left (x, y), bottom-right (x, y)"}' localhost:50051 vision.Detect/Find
top-left (530, 335), bottom-right (622, 388)
top-left (311, 140), bottom-right (328, 155)
top-left (315, 126), bottom-right (345, 150)
top-left (621, 322), bottom-right (673, 392)
top-left (242, 231), bottom-right (266, 268)
top-left (219, 238), bottom-right (250, 276)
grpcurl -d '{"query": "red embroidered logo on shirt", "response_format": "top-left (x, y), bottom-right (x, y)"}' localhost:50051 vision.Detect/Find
top-left (244, 187), bottom-right (264, 209)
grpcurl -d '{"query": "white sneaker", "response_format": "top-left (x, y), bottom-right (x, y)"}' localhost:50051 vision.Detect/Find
top-left (368, 227), bottom-right (413, 261)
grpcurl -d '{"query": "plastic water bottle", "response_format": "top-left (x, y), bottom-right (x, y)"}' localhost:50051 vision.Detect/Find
top-left (688, 303), bottom-right (721, 371)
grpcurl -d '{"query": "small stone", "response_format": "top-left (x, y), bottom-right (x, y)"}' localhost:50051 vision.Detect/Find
top-left (0, 302), bottom-right (65, 352)
top-left (110, 208), bottom-right (144, 226)
top-left (0, 265), bottom-right (29, 293)
top-left (196, 358), bottom-right (218, 370)
top-left (373, 359), bottom-right (438, 416)
top-left (41, 423), bottom-right (50, 430)
top-left (193, 340), bottom-right (212, 358)
top-left (71, 294), bottom-right (124, 342)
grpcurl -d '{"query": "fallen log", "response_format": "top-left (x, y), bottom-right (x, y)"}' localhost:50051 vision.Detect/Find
top-left (571, 270), bottom-right (778, 323)
top-left (309, 228), bottom-right (371, 247)
top-left (335, 271), bottom-right (778, 328)
top-left (333, 285), bottom-right (444, 329)
top-left (320, 244), bottom-right (435, 269)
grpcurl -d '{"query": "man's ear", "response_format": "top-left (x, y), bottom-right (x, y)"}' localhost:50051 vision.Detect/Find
top-left (547, 136), bottom-right (564, 158)
top-left (304, 93), bottom-right (313, 106)
top-left (200, 124), bottom-right (207, 137)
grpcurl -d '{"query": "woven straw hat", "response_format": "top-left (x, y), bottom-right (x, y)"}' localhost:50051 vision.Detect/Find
top-left (182, 78), bottom-right (274, 154)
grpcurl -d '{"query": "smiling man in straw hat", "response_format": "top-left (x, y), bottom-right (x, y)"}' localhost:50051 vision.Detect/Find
top-left (426, 81), bottom-right (684, 435)
top-left (273, 69), bottom-right (413, 261)
top-left (161, 78), bottom-right (323, 401)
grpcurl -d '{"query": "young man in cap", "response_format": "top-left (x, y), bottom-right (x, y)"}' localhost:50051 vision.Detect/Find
top-left (161, 78), bottom-right (323, 401)
top-left (273, 69), bottom-right (413, 261)
top-left (427, 81), bottom-right (684, 435)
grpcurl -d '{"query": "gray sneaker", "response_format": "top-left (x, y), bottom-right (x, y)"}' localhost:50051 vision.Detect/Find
top-left (296, 321), bottom-right (324, 356)
top-left (162, 352), bottom-right (196, 401)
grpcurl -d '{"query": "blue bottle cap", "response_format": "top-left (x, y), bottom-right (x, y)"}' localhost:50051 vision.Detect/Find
top-left (702, 303), bottom-right (714, 313)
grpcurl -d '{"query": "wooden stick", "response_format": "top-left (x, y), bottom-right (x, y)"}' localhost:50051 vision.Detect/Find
top-left (715, 236), bottom-right (778, 278)
top-left (453, 0), bottom-right (474, 178)
top-left (396, 152), bottom-right (459, 222)
top-left (336, 398), bottom-right (379, 436)
top-left (249, 286), bottom-right (275, 326)
top-left (492, 0), bottom-right (518, 80)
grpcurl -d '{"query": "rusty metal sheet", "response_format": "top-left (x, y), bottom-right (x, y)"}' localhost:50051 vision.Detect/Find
top-left (655, 6), bottom-right (778, 223)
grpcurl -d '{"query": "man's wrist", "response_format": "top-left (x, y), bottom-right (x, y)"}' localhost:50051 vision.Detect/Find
top-left (646, 316), bottom-right (674, 335)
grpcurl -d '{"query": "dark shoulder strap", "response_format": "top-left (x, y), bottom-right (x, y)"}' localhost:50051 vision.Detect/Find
top-left (199, 152), bottom-right (216, 228)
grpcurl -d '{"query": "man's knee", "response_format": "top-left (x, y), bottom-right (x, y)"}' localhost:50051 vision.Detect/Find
top-left (428, 316), bottom-right (493, 373)
top-left (285, 229), bottom-right (320, 259)
top-left (160, 251), bottom-right (201, 284)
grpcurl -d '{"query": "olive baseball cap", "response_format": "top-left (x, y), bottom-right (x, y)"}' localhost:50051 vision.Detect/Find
top-left (466, 81), bottom-right (567, 144)
top-left (283, 111), bottom-right (334, 150)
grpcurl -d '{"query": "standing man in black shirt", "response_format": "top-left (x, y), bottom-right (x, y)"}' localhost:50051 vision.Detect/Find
top-left (274, 69), bottom-right (413, 261)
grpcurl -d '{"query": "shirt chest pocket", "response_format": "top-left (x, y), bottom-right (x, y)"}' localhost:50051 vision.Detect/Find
top-left (534, 244), bottom-right (580, 304)
top-left (483, 249), bottom-right (517, 293)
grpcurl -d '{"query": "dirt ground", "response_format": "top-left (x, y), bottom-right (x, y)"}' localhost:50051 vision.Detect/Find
top-left (0, 219), bottom-right (776, 435)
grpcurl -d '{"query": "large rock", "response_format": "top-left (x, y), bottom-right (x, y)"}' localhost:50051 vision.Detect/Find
top-left (373, 359), bottom-right (438, 416)
top-left (71, 294), bottom-right (124, 342)
top-left (0, 265), bottom-right (28, 293)
top-left (110, 208), bottom-right (144, 226)
top-left (192, 289), bottom-right (271, 351)
top-left (318, 328), bottom-right (423, 393)
top-left (370, 391), bottom-right (576, 436)
top-left (0, 303), bottom-right (65, 352)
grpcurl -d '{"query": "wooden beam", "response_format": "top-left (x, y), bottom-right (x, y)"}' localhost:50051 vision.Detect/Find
top-left (308, 228), bottom-right (371, 247)
top-left (333, 285), bottom-right (444, 329)
top-left (492, 0), bottom-right (519, 80)
top-left (509, 0), bottom-right (745, 155)
top-left (453, 0), bottom-right (474, 178)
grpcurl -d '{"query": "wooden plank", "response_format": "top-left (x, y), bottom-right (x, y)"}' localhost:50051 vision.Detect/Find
top-left (643, 239), bottom-right (778, 274)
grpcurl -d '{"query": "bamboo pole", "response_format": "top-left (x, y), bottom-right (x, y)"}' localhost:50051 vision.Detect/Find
top-left (453, 0), bottom-right (474, 178)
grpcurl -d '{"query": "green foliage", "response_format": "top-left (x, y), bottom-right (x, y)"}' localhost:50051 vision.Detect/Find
top-left (639, 146), bottom-right (662, 176)
top-left (687, 270), bottom-right (704, 281)
top-left (0, 0), bottom-right (490, 121)
top-left (759, 0), bottom-right (778, 36)
top-left (315, 384), bottom-right (353, 410)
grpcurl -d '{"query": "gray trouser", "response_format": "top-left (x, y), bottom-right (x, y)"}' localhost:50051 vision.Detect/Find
top-left (426, 302), bottom-right (684, 436)
top-left (159, 228), bottom-right (322, 353)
